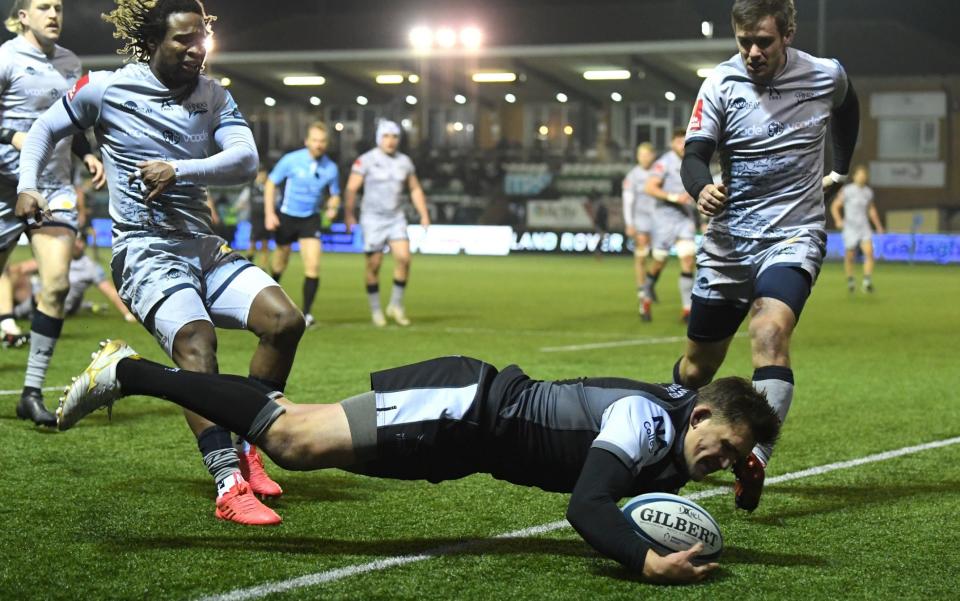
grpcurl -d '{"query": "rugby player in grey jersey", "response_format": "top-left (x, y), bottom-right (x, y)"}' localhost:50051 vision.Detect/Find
top-left (16, 0), bottom-right (305, 525)
top-left (344, 121), bottom-right (429, 327)
top-left (677, 0), bottom-right (860, 511)
top-left (622, 142), bottom-right (657, 320)
top-left (60, 338), bottom-right (780, 585)
top-left (0, 0), bottom-right (106, 426)
top-left (830, 165), bottom-right (883, 293)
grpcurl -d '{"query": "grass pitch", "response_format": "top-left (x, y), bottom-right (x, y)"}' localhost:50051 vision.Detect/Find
top-left (2, 250), bottom-right (958, 600)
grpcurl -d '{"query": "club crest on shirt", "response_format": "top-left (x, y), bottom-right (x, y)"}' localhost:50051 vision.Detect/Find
top-left (66, 73), bottom-right (89, 101)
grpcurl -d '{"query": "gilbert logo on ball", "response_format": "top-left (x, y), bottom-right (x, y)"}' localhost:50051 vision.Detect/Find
top-left (621, 493), bottom-right (723, 561)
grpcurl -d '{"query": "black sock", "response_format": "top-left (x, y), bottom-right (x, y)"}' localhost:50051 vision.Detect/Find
top-left (271, 271), bottom-right (283, 283)
top-left (249, 375), bottom-right (285, 394)
top-left (116, 358), bottom-right (284, 443)
top-left (197, 425), bottom-right (239, 486)
top-left (302, 276), bottom-right (319, 315)
top-left (646, 272), bottom-right (659, 284)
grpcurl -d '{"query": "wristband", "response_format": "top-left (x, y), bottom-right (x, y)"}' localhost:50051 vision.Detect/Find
top-left (827, 171), bottom-right (849, 184)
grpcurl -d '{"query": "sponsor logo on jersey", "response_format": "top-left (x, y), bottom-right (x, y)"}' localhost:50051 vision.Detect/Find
top-left (767, 86), bottom-right (781, 100)
top-left (664, 383), bottom-right (688, 399)
top-left (24, 66), bottom-right (38, 76)
top-left (688, 99), bottom-right (703, 131)
top-left (767, 121), bottom-right (785, 137)
top-left (184, 102), bottom-right (209, 117)
top-left (121, 100), bottom-right (153, 114)
top-left (643, 416), bottom-right (668, 454)
top-left (731, 97), bottom-right (761, 112)
top-left (161, 129), bottom-right (210, 145)
top-left (66, 73), bottom-right (88, 101)
top-left (795, 91), bottom-right (816, 104)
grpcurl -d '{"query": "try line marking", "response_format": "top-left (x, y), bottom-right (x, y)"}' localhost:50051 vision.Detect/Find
top-left (540, 333), bottom-right (747, 353)
top-left (195, 435), bottom-right (960, 601)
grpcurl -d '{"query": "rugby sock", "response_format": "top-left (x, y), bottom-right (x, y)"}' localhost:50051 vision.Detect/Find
top-left (389, 278), bottom-right (407, 308)
top-left (24, 310), bottom-right (62, 390)
top-left (271, 271), bottom-right (283, 283)
top-left (679, 272), bottom-right (694, 310)
top-left (366, 283), bottom-right (381, 313)
top-left (116, 358), bottom-right (285, 444)
top-left (197, 426), bottom-right (242, 492)
top-left (751, 366), bottom-right (794, 465)
top-left (644, 272), bottom-right (659, 299)
top-left (249, 375), bottom-right (286, 394)
top-left (302, 277), bottom-right (319, 315)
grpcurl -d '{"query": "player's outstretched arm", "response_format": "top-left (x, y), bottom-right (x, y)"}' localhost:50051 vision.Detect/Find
top-left (827, 81), bottom-right (860, 186)
top-left (168, 124), bottom-right (259, 186)
top-left (868, 201), bottom-right (884, 234)
top-left (682, 139), bottom-right (726, 217)
top-left (16, 99), bottom-right (78, 193)
top-left (343, 172), bottom-right (364, 230)
top-left (830, 193), bottom-right (845, 229)
top-left (567, 448), bottom-right (716, 584)
top-left (96, 280), bottom-right (136, 322)
top-left (408, 173), bottom-right (430, 227)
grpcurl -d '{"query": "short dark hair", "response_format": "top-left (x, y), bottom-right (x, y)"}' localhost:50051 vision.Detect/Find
top-left (103, 0), bottom-right (216, 62)
top-left (731, 0), bottom-right (796, 37)
top-left (672, 128), bottom-right (687, 140)
top-left (695, 376), bottom-right (780, 448)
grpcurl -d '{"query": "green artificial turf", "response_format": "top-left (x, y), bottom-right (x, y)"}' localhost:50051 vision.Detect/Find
top-left (1, 250), bottom-right (957, 600)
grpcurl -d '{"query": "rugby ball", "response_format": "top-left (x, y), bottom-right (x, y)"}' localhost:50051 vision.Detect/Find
top-left (621, 493), bottom-right (723, 561)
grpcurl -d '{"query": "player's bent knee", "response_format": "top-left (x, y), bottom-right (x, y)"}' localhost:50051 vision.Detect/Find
top-left (651, 248), bottom-right (670, 262)
top-left (634, 246), bottom-right (649, 259)
top-left (748, 316), bottom-right (791, 357)
top-left (37, 272), bottom-right (70, 310)
top-left (675, 239), bottom-right (697, 258)
top-left (171, 321), bottom-right (218, 371)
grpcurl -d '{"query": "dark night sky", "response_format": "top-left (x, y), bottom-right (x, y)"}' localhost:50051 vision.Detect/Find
top-left (1, 0), bottom-right (958, 74)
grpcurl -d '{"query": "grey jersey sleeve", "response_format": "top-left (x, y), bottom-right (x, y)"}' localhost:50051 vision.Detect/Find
top-left (591, 396), bottom-right (675, 475)
top-left (16, 97), bottom-right (78, 192)
top-left (170, 124), bottom-right (258, 185)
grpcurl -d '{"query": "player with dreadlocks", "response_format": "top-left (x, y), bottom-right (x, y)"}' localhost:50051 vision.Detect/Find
top-left (0, 0), bottom-right (105, 427)
top-left (16, 0), bottom-right (306, 525)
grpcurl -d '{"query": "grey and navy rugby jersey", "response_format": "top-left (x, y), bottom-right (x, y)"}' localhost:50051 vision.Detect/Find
top-left (351, 147), bottom-right (416, 216)
top-left (0, 36), bottom-right (81, 190)
top-left (686, 47), bottom-right (849, 239)
top-left (622, 165), bottom-right (655, 226)
top-left (839, 183), bottom-right (874, 231)
top-left (59, 63), bottom-right (249, 234)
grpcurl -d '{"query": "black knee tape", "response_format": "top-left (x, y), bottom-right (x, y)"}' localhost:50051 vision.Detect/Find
top-left (754, 266), bottom-right (812, 322)
top-left (686, 297), bottom-right (750, 343)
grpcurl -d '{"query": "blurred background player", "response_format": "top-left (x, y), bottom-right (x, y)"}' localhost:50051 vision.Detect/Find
top-left (7, 236), bottom-right (135, 322)
top-left (344, 120), bottom-right (429, 327)
top-left (1, 0), bottom-right (105, 426)
top-left (679, 0), bottom-right (860, 510)
top-left (622, 142), bottom-right (657, 319)
top-left (17, 0), bottom-right (305, 525)
top-left (264, 122), bottom-right (340, 327)
top-left (644, 129), bottom-right (697, 323)
top-left (235, 166), bottom-right (271, 268)
top-left (831, 165), bottom-right (884, 293)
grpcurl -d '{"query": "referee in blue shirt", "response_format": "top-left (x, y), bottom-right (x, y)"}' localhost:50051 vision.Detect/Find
top-left (264, 122), bottom-right (341, 326)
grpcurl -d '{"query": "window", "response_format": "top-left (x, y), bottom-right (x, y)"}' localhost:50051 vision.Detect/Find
top-left (877, 118), bottom-right (939, 160)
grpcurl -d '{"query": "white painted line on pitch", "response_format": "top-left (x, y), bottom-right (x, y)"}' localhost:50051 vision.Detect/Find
top-left (0, 385), bottom-right (63, 396)
top-left (195, 434), bottom-right (960, 601)
top-left (540, 333), bottom-right (748, 353)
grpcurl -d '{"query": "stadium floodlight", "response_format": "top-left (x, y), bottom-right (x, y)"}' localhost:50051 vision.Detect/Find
top-left (701, 21), bottom-right (714, 38)
top-left (460, 26), bottom-right (483, 49)
top-left (408, 74), bottom-right (420, 83)
top-left (401, 118), bottom-right (413, 128)
top-left (504, 93), bottom-right (517, 103)
top-left (204, 35), bottom-right (215, 53)
top-left (436, 27), bottom-right (457, 48)
top-left (538, 125), bottom-right (549, 136)
top-left (219, 77), bottom-right (231, 87)
top-left (356, 95), bottom-right (369, 106)
top-left (664, 91), bottom-right (677, 102)
top-left (334, 122), bottom-right (344, 131)
top-left (309, 96), bottom-right (321, 106)
top-left (556, 92), bottom-right (568, 103)
top-left (406, 95), bottom-right (418, 105)
top-left (454, 94), bottom-right (467, 104)
top-left (453, 121), bottom-right (464, 132)
top-left (409, 26), bottom-right (433, 51)
top-left (563, 125), bottom-right (574, 135)
top-left (263, 96), bottom-right (276, 107)
top-left (610, 92), bottom-right (623, 102)
top-left (697, 67), bottom-right (714, 78)
top-left (583, 69), bottom-right (631, 81)
top-left (283, 75), bottom-right (326, 86)
top-left (376, 74), bottom-right (405, 85)
top-left (472, 72), bottom-right (517, 83)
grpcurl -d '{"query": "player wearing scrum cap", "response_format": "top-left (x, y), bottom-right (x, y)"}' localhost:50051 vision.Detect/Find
top-left (676, 0), bottom-right (860, 511)
top-left (344, 120), bottom-right (429, 327)
top-left (0, 0), bottom-right (105, 426)
top-left (622, 142), bottom-right (657, 320)
top-left (16, 0), bottom-right (306, 525)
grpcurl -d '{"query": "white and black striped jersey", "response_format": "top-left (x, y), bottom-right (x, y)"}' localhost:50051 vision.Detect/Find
top-left (0, 37), bottom-right (81, 191)
top-left (686, 47), bottom-right (849, 239)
